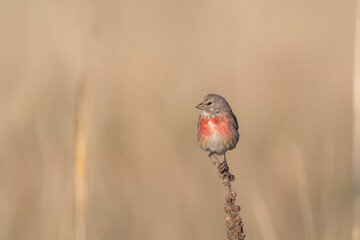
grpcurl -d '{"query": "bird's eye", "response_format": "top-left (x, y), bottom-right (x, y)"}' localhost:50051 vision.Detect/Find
top-left (206, 102), bottom-right (212, 105)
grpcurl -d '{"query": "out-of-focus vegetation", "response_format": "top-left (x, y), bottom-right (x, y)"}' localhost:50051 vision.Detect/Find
top-left (0, 1), bottom-right (354, 239)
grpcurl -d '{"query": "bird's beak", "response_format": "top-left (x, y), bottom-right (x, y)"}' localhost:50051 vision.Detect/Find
top-left (196, 103), bottom-right (204, 110)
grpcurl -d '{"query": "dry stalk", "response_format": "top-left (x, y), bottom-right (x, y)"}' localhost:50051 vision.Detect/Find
top-left (353, 1), bottom-right (360, 239)
top-left (212, 155), bottom-right (246, 240)
top-left (74, 79), bottom-right (88, 240)
top-left (73, 2), bottom-right (99, 239)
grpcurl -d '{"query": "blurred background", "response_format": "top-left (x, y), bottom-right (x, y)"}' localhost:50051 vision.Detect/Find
top-left (0, 0), bottom-right (355, 239)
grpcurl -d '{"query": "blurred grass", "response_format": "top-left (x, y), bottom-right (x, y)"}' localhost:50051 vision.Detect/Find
top-left (0, 0), bottom-right (355, 239)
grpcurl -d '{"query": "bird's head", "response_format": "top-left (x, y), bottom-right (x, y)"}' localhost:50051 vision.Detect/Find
top-left (196, 94), bottom-right (231, 115)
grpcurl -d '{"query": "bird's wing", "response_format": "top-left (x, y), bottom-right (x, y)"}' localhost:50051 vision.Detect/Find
top-left (229, 111), bottom-right (238, 130)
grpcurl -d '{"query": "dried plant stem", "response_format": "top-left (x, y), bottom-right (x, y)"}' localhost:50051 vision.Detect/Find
top-left (212, 155), bottom-right (245, 240)
top-left (353, 0), bottom-right (360, 239)
top-left (74, 80), bottom-right (88, 240)
top-left (292, 145), bottom-right (316, 240)
top-left (73, 2), bottom-right (99, 239)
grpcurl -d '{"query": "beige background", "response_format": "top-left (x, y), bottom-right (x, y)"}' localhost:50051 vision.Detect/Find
top-left (0, 0), bottom-right (354, 239)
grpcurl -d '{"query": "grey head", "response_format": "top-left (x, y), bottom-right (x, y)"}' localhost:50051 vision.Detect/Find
top-left (196, 94), bottom-right (232, 115)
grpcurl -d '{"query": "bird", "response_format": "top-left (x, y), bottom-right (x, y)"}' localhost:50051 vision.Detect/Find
top-left (196, 94), bottom-right (239, 166)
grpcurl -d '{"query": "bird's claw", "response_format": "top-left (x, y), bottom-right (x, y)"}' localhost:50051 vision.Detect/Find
top-left (218, 160), bottom-right (229, 173)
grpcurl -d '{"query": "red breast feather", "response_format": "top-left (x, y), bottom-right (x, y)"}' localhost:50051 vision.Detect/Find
top-left (197, 112), bottom-right (239, 155)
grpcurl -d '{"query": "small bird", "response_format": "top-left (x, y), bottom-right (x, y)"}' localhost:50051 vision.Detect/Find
top-left (196, 94), bottom-right (239, 166)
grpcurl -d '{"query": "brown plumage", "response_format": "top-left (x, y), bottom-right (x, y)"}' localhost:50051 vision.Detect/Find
top-left (196, 94), bottom-right (239, 162)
